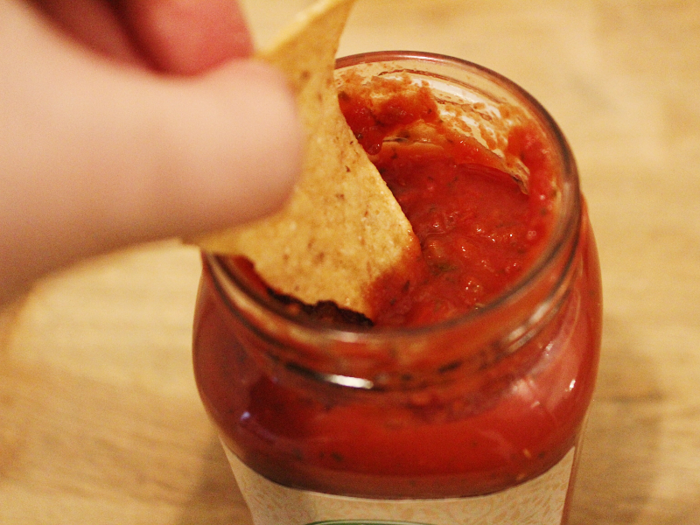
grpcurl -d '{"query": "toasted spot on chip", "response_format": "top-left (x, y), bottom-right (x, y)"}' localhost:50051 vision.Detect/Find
top-left (191, 0), bottom-right (418, 318)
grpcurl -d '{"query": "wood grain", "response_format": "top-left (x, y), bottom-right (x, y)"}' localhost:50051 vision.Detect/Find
top-left (2, 1), bottom-right (700, 523)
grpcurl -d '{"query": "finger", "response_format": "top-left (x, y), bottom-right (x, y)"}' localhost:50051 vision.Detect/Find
top-left (95, 63), bottom-right (302, 240)
top-left (29, 0), bottom-right (145, 64)
top-left (117, 0), bottom-right (254, 74)
top-left (0, 2), bottom-right (302, 304)
top-left (28, 0), bottom-right (254, 74)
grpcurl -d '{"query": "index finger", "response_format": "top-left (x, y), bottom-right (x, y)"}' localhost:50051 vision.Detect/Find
top-left (31, 0), bottom-right (254, 74)
top-left (117, 0), bottom-right (254, 74)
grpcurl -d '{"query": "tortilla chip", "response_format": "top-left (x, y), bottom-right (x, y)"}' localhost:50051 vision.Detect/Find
top-left (193, 0), bottom-right (418, 318)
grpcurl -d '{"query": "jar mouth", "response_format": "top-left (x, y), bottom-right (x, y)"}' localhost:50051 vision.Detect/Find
top-left (205, 51), bottom-right (581, 343)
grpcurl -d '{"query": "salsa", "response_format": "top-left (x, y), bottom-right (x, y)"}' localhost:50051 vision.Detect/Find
top-left (231, 76), bottom-right (557, 329)
top-left (192, 55), bottom-right (601, 503)
top-left (340, 78), bottom-right (555, 327)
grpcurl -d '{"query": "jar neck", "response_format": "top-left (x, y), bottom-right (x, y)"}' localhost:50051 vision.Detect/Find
top-left (203, 51), bottom-right (582, 393)
top-left (204, 217), bottom-right (579, 393)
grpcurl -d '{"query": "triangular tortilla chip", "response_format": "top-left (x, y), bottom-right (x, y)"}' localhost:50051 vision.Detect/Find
top-left (193, 0), bottom-right (418, 318)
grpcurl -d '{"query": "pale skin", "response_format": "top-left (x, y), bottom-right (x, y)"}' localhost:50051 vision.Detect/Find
top-left (0, 0), bottom-right (304, 307)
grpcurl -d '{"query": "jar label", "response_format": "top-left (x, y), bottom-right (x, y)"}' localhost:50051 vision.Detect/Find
top-left (223, 446), bottom-right (575, 525)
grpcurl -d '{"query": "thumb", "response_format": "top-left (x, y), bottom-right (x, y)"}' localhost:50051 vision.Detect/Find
top-left (105, 60), bottom-right (303, 241)
top-left (0, 4), bottom-right (302, 304)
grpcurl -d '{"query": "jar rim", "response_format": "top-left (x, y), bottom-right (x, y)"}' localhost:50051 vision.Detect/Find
top-left (205, 50), bottom-right (582, 344)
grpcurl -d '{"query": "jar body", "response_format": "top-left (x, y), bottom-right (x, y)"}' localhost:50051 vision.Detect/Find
top-left (193, 53), bottom-right (602, 524)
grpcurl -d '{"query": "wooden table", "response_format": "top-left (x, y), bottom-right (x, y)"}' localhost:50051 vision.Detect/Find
top-left (2, 1), bottom-right (699, 523)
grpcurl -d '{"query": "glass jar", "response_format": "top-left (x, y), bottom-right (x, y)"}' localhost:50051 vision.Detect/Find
top-left (193, 52), bottom-right (602, 525)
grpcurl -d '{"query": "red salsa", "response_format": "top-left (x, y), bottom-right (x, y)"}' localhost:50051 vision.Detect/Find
top-left (193, 60), bottom-right (601, 502)
top-left (338, 79), bottom-right (555, 327)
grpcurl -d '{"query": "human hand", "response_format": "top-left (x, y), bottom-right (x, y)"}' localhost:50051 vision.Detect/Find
top-left (0, 0), bottom-right (303, 307)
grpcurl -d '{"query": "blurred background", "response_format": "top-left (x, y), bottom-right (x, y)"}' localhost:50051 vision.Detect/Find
top-left (1, 1), bottom-right (699, 523)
